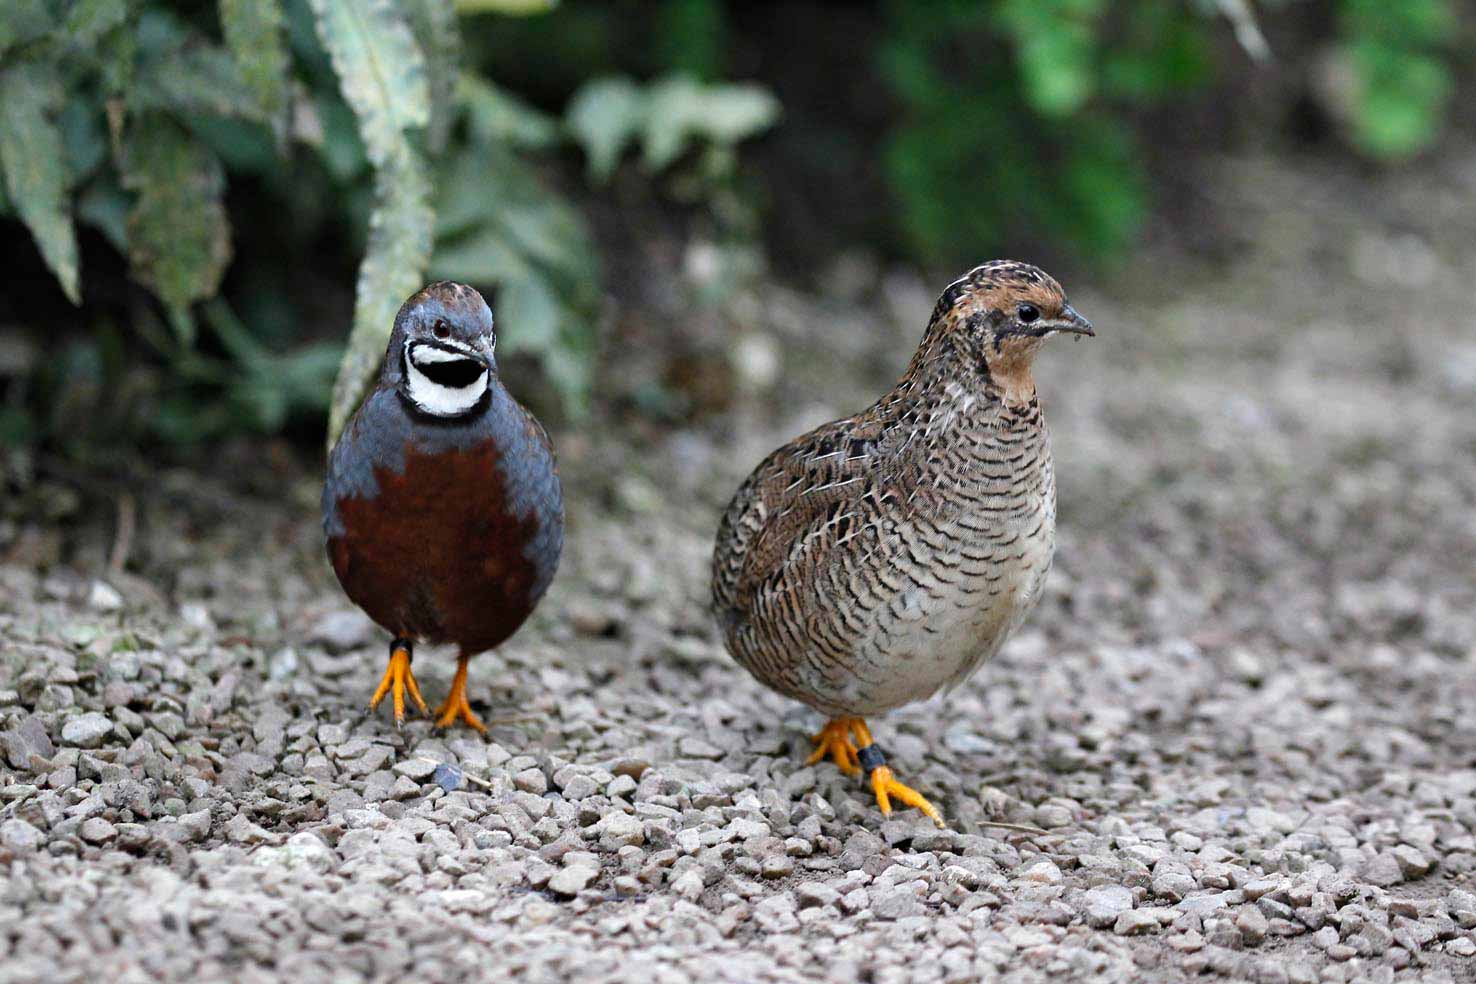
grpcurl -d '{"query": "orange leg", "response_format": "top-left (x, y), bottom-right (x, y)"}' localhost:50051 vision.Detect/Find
top-left (847, 718), bottom-right (945, 828)
top-left (807, 718), bottom-right (862, 777)
top-left (368, 638), bottom-right (429, 727)
top-left (434, 655), bottom-right (487, 734)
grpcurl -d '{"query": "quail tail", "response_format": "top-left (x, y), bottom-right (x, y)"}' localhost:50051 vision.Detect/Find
top-left (368, 638), bottom-right (429, 727)
top-left (434, 654), bottom-right (487, 734)
top-left (808, 717), bottom-right (944, 827)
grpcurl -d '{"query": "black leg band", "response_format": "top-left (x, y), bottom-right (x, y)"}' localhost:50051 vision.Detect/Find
top-left (857, 743), bottom-right (887, 774)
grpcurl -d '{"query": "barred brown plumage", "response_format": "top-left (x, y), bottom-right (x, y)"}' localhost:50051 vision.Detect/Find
top-left (711, 260), bottom-right (1093, 825)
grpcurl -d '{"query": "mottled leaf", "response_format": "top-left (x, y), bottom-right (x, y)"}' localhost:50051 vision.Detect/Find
top-left (0, 61), bottom-right (81, 304)
top-left (327, 160), bottom-right (434, 445)
top-left (314, 0), bottom-right (436, 444)
top-left (121, 115), bottom-right (233, 342)
top-left (308, 0), bottom-right (429, 169)
top-left (220, 0), bottom-right (291, 142)
top-left (565, 76), bottom-right (644, 182)
top-left (404, 0), bottom-right (459, 153)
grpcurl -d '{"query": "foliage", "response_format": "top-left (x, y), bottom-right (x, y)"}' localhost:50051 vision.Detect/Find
top-left (0, 0), bottom-right (1462, 452)
top-left (1336, 0), bottom-right (1455, 160)
top-left (566, 74), bottom-right (780, 184)
top-left (0, 0), bottom-right (781, 449)
top-left (878, 0), bottom-right (1457, 262)
top-left (879, 0), bottom-right (1208, 262)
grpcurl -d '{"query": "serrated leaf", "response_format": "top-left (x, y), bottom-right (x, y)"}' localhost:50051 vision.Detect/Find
top-left (327, 159), bottom-right (434, 445)
top-left (0, 61), bottom-right (81, 304)
top-left (404, 0), bottom-right (459, 154)
top-left (120, 115), bottom-right (233, 342)
top-left (459, 72), bottom-right (559, 150)
top-left (220, 0), bottom-right (291, 142)
top-left (308, 0), bottom-right (429, 169)
top-left (565, 76), bottom-right (644, 182)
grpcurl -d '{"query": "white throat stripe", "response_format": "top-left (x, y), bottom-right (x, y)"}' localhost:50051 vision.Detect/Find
top-left (404, 341), bottom-right (489, 417)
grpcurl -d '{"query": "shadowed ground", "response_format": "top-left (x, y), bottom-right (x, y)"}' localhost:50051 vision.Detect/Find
top-left (2, 152), bottom-right (1475, 983)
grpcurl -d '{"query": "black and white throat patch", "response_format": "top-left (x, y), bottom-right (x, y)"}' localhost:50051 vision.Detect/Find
top-left (403, 339), bottom-right (490, 417)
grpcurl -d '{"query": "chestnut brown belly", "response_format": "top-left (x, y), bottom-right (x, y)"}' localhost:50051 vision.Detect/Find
top-left (327, 440), bottom-right (552, 654)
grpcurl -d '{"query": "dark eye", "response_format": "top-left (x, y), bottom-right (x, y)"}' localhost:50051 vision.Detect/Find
top-left (1016, 303), bottom-right (1040, 324)
top-left (432, 320), bottom-right (450, 339)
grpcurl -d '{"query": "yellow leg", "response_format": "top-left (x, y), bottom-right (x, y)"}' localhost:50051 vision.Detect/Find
top-left (434, 655), bottom-right (487, 734)
top-left (368, 639), bottom-right (429, 726)
top-left (806, 718), bottom-right (862, 777)
top-left (848, 719), bottom-right (945, 828)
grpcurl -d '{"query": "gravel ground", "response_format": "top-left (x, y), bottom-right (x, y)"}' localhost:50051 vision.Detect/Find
top-left (3, 152), bottom-right (1476, 983)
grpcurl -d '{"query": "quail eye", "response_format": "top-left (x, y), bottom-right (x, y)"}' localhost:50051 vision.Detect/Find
top-left (1016, 303), bottom-right (1040, 324)
top-left (432, 320), bottom-right (450, 340)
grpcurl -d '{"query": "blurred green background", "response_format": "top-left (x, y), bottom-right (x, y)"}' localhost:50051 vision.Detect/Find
top-left (0, 0), bottom-right (1468, 456)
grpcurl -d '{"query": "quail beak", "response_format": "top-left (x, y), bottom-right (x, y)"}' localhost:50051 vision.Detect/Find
top-left (1049, 304), bottom-right (1094, 337)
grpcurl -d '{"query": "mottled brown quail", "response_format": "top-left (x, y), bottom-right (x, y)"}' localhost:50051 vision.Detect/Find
top-left (712, 260), bottom-right (1093, 825)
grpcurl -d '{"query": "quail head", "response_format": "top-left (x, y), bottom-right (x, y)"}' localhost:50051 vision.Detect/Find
top-left (711, 261), bottom-right (1093, 824)
top-left (323, 282), bottom-right (564, 732)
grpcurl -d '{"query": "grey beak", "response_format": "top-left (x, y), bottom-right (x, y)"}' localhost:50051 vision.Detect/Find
top-left (1052, 304), bottom-right (1094, 337)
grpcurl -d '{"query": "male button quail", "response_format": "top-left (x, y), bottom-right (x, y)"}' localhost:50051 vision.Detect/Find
top-left (323, 282), bottom-right (564, 732)
top-left (712, 261), bottom-right (1092, 825)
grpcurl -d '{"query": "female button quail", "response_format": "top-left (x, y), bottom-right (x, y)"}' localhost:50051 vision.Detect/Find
top-left (323, 282), bottom-right (564, 732)
top-left (712, 261), bottom-right (1092, 825)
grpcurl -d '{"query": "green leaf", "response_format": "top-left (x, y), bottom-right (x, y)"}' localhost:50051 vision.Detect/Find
top-left (459, 72), bottom-right (559, 150)
top-left (0, 61), bottom-right (81, 304)
top-left (327, 159), bottom-right (434, 445)
top-left (308, 0), bottom-right (430, 169)
top-left (496, 277), bottom-right (559, 354)
top-left (220, 0), bottom-right (291, 142)
top-left (0, 0), bottom-right (55, 59)
top-left (565, 76), bottom-right (644, 182)
top-left (404, 0), bottom-right (460, 154)
top-left (131, 33), bottom-right (263, 121)
top-left (428, 142), bottom-right (600, 418)
top-left (64, 0), bottom-right (129, 51)
top-left (314, 0), bottom-right (436, 445)
top-left (120, 115), bottom-right (233, 342)
top-left (640, 75), bottom-right (779, 171)
top-left (76, 181), bottom-right (129, 252)
top-left (998, 0), bottom-right (1104, 117)
top-left (453, 0), bottom-right (556, 13)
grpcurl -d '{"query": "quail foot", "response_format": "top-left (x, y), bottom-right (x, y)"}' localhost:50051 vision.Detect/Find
top-left (323, 282), bottom-right (564, 732)
top-left (712, 261), bottom-right (1093, 825)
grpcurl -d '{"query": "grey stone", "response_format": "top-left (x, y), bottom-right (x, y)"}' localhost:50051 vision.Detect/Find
top-left (1, 819), bottom-right (43, 851)
top-left (60, 713), bottom-right (112, 749)
top-left (1083, 885), bottom-right (1134, 928)
top-left (548, 865), bottom-right (597, 896)
top-left (595, 811), bottom-right (644, 848)
top-left (1114, 910), bottom-right (1159, 935)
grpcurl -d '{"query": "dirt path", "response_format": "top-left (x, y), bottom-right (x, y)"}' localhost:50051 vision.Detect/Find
top-left (2, 151), bottom-right (1476, 983)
